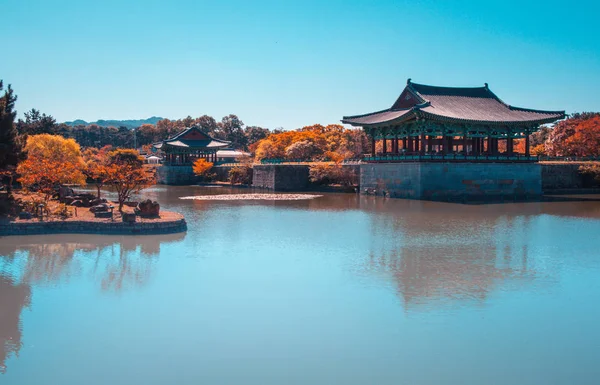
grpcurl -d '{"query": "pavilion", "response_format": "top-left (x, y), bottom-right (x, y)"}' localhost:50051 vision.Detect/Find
top-left (154, 126), bottom-right (230, 165)
top-left (342, 79), bottom-right (565, 162)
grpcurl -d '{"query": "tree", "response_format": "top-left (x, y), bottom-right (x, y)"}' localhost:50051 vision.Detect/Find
top-left (15, 108), bottom-right (57, 136)
top-left (192, 158), bottom-right (213, 177)
top-left (228, 164), bottom-right (253, 185)
top-left (196, 115), bottom-right (219, 137)
top-left (218, 114), bottom-right (247, 149)
top-left (107, 148), bottom-right (144, 168)
top-left (0, 80), bottom-right (21, 195)
top-left (546, 113), bottom-right (600, 157)
top-left (285, 140), bottom-right (319, 160)
top-left (579, 164), bottom-right (600, 183)
top-left (309, 164), bottom-right (356, 186)
top-left (244, 126), bottom-right (270, 147)
top-left (17, 135), bottom-right (86, 201)
top-left (83, 146), bottom-right (111, 199)
top-left (105, 163), bottom-right (155, 212)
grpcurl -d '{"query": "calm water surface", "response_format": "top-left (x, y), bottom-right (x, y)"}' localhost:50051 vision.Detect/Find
top-left (2, 186), bottom-right (600, 385)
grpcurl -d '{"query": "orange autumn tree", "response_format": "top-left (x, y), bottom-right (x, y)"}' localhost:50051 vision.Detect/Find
top-left (254, 124), bottom-right (367, 161)
top-left (546, 113), bottom-right (600, 157)
top-left (104, 149), bottom-right (154, 211)
top-left (193, 158), bottom-right (214, 177)
top-left (17, 134), bottom-right (86, 201)
top-left (83, 145), bottom-right (112, 199)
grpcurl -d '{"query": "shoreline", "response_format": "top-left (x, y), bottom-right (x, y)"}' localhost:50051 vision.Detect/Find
top-left (0, 210), bottom-right (187, 236)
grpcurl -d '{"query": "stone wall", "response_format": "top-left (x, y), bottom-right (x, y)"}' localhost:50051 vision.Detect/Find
top-left (156, 165), bottom-right (198, 185)
top-left (253, 165), bottom-right (310, 191)
top-left (361, 162), bottom-right (542, 200)
top-left (541, 163), bottom-right (600, 191)
top-left (0, 218), bottom-right (187, 236)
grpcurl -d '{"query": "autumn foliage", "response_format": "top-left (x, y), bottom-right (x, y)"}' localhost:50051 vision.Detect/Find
top-left (192, 158), bottom-right (214, 176)
top-left (253, 124), bottom-right (368, 161)
top-left (545, 113), bottom-right (600, 157)
top-left (17, 134), bottom-right (86, 201)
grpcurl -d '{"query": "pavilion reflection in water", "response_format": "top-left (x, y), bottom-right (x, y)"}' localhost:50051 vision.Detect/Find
top-left (358, 200), bottom-right (548, 309)
top-left (0, 233), bottom-right (185, 372)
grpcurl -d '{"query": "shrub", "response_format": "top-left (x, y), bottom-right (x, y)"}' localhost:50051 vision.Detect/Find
top-left (229, 164), bottom-right (253, 185)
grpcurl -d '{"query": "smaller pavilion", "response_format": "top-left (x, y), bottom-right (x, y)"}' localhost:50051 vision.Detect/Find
top-left (154, 126), bottom-right (230, 165)
top-left (342, 79), bottom-right (565, 162)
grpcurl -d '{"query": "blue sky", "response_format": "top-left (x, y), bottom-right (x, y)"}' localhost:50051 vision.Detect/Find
top-left (2, 0), bottom-right (599, 129)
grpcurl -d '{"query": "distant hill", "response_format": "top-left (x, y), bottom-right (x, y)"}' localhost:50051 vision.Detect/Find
top-left (63, 116), bottom-right (164, 129)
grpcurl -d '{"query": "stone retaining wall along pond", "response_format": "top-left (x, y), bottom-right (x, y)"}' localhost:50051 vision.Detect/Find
top-left (0, 215), bottom-right (187, 236)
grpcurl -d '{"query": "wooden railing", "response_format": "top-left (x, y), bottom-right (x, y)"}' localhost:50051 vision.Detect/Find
top-left (362, 153), bottom-right (540, 163)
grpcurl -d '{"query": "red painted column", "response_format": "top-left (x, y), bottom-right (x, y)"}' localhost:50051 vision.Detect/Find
top-left (382, 138), bottom-right (387, 154)
top-left (371, 136), bottom-right (376, 156)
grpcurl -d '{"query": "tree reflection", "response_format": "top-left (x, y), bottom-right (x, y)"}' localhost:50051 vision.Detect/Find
top-left (0, 233), bottom-right (184, 373)
top-left (0, 233), bottom-right (185, 292)
top-left (0, 277), bottom-right (30, 374)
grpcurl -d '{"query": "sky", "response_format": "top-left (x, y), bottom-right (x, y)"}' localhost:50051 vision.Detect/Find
top-left (2, 0), bottom-right (599, 130)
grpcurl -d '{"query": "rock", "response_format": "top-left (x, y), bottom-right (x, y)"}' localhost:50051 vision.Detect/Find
top-left (90, 198), bottom-right (107, 206)
top-left (18, 212), bottom-right (32, 220)
top-left (122, 213), bottom-right (137, 223)
top-left (94, 211), bottom-right (112, 218)
top-left (58, 186), bottom-right (75, 201)
top-left (63, 196), bottom-right (75, 205)
top-left (135, 199), bottom-right (160, 217)
top-left (89, 203), bottom-right (110, 213)
top-left (71, 200), bottom-right (85, 207)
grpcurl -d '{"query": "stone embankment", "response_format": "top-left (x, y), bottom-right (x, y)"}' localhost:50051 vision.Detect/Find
top-left (0, 211), bottom-right (187, 236)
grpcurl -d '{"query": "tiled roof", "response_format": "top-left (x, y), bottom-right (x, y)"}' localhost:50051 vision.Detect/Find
top-left (163, 139), bottom-right (229, 148)
top-left (154, 126), bottom-right (230, 149)
top-left (341, 108), bottom-right (413, 125)
top-left (343, 80), bottom-right (565, 126)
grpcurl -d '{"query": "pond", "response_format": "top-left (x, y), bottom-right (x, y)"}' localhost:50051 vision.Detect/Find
top-left (1, 186), bottom-right (600, 385)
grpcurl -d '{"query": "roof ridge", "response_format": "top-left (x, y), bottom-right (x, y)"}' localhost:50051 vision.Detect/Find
top-left (508, 105), bottom-right (566, 115)
top-left (343, 108), bottom-right (393, 120)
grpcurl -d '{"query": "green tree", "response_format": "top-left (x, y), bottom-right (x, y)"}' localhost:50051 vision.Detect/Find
top-left (0, 80), bottom-right (20, 171)
top-left (218, 114), bottom-right (247, 149)
top-left (15, 108), bottom-right (57, 135)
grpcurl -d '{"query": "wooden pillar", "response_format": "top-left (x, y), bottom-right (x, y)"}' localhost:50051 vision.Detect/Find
top-left (420, 131), bottom-right (426, 155)
top-left (394, 135), bottom-right (399, 154)
top-left (371, 136), bottom-right (375, 156)
top-left (427, 136), bottom-right (433, 153)
top-left (507, 136), bottom-right (513, 156)
top-left (525, 131), bottom-right (530, 157)
top-left (441, 135), bottom-right (446, 155)
top-left (408, 136), bottom-right (413, 153)
top-left (402, 137), bottom-right (407, 150)
top-left (382, 138), bottom-right (387, 154)
top-left (447, 136), bottom-right (453, 154)
top-left (463, 132), bottom-right (468, 155)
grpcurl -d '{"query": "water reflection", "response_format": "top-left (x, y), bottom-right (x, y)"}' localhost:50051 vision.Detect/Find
top-left (358, 200), bottom-right (570, 309)
top-left (0, 233), bottom-right (185, 373)
top-left (0, 277), bottom-right (30, 374)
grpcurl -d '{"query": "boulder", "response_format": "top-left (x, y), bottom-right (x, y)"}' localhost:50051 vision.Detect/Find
top-left (18, 212), bottom-right (32, 220)
top-left (90, 198), bottom-right (107, 206)
top-left (135, 199), bottom-right (160, 217)
top-left (122, 213), bottom-right (137, 223)
top-left (58, 186), bottom-right (75, 201)
top-left (94, 211), bottom-right (112, 218)
top-left (89, 203), bottom-right (110, 213)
